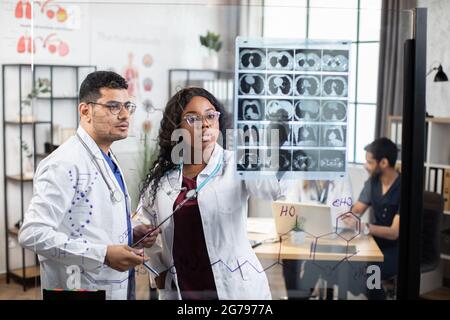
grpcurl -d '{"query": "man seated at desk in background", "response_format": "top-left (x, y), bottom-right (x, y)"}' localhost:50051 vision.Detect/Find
top-left (349, 137), bottom-right (401, 299)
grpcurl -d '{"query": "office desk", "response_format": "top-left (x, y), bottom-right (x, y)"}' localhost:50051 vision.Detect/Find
top-left (248, 217), bottom-right (384, 263)
top-left (248, 218), bottom-right (384, 299)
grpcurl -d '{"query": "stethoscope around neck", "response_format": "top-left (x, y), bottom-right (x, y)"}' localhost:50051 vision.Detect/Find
top-left (166, 151), bottom-right (223, 200)
top-left (134, 153), bottom-right (223, 251)
top-left (76, 133), bottom-right (123, 203)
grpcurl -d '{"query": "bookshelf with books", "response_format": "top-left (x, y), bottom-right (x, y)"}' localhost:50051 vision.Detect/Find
top-left (388, 115), bottom-right (450, 215)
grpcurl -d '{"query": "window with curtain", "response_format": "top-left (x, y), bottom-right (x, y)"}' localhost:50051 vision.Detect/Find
top-left (263, 0), bottom-right (382, 163)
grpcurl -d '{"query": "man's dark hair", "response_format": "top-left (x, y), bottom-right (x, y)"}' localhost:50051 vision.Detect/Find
top-left (79, 71), bottom-right (128, 103)
top-left (364, 137), bottom-right (398, 167)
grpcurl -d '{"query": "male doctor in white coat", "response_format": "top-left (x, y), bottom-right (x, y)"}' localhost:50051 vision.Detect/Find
top-left (19, 71), bottom-right (160, 299)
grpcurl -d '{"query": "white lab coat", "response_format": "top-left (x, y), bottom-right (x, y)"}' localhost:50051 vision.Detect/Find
top-left (138, 143), bottom-right (289, 300)
top-left (19, 127), bottom-right (132, 300)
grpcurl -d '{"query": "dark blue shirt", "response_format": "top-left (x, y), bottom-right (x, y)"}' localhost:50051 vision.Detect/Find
top-left (358, 174), bottom-right (401, 250)
top-left (100, 149), bottom-right (135, 299)
top-left (100, 150), bottom-right (127, 206)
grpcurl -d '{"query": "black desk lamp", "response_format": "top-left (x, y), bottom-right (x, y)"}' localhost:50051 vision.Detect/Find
top-left (425, 64), bottom-right (448, 118)
top-left (426, 64), bottom-right (448, 82)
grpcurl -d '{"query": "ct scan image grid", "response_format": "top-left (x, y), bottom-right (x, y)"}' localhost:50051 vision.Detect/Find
top-left (235, 37), bottom-right (351, 180)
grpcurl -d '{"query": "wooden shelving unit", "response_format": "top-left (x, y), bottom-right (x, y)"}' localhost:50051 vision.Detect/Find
top-left (388, 115), bottom-right (450, 215)
top-left (388, 115), bottom-right (450, 297)
top-left (9, 266), bottom-right (41, 280)
top-left (2, 64), bottom-right (95, 291)
top-left (168, 68), bottom-right (234, 114)
top-left (6, 175), bottom-right (33, 182)
top-left (8, 227), bottom-right (20, 237)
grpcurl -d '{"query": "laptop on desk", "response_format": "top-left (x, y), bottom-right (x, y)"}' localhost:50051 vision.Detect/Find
top-left (272, 201), bottom-right (334, 237)
top-left (271, 201), bottom-right (358, 255)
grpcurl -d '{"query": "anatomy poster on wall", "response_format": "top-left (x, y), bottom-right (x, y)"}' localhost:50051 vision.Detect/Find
top-left (0, 0), bottom-right (87, 64)
top-left (234, 37), bottom-right (351, 180)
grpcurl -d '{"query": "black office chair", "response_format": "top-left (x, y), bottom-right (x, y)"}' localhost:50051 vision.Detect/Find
top-left (420, 191), bottom-right (444, 273)
top-left (384, 191), bottom-right (443, 300)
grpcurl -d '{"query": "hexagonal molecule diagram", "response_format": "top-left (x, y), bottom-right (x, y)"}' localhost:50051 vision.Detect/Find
top-left (309, 211), bottom-right (362, 275)
top-left (335, 211), bottom-right (361, 241)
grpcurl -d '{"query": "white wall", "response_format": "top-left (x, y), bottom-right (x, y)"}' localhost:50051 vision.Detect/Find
top-left (419, 0), bottom-right (450, 117)
top-left (84, 1), bottom-right (238, 208)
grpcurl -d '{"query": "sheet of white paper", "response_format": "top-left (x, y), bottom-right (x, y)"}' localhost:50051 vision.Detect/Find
top-left (247, 218), bottom-right (276, 234)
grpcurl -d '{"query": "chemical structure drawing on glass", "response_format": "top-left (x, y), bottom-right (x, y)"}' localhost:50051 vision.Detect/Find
top-left (63, 196), bottom-right (370, 288)
top-left (37, 38), bottom-right (361, 289)
top-left (49, 167), bottom-right (133, 286)
top-left (126, 193), bottom-right (365, 282)
top-left (35, 154), bottom-right (366, 288)
top-left (47, 170), bottom-right (98, 262)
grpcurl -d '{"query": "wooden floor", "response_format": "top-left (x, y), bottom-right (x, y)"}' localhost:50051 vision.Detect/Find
top-left (0, 259), bottom-right (287, 300)
top-left (9, 262), bottom-right (450, 300)
top-left (0, 274), bottom-right (41, 300)
top-left (421, 287), bottom-right (450, 300)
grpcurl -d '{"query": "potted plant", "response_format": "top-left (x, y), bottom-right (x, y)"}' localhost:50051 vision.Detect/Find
top-left (199, 30), bottom-right (222, 69)
top-left (290, 216), bottom-right (306, 244)
top-left (20, 78), bottom-right (51, 122)
top-left (129, 118), bottom-right (158, 211)
top-left (139, 119), bottom-right (157, 181)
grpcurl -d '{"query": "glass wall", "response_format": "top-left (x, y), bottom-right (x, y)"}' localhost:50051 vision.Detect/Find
top-left (0, 1), bottom-right (425, 300)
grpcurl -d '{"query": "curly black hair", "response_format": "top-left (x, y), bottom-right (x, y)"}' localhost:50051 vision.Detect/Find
top-left (79, 71), bottom-right (128, 103)
top-left (140, 87), bottom-right (229, 206)
top-left (364, 137), bottom-right (398, 167)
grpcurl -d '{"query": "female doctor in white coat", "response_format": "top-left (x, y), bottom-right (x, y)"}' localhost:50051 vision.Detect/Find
top-left (137, 87), bottom-right (288, 300)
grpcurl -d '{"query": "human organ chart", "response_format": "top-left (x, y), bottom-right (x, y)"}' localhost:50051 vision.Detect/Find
top-left (12, 1), bottom-right (79, 58)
